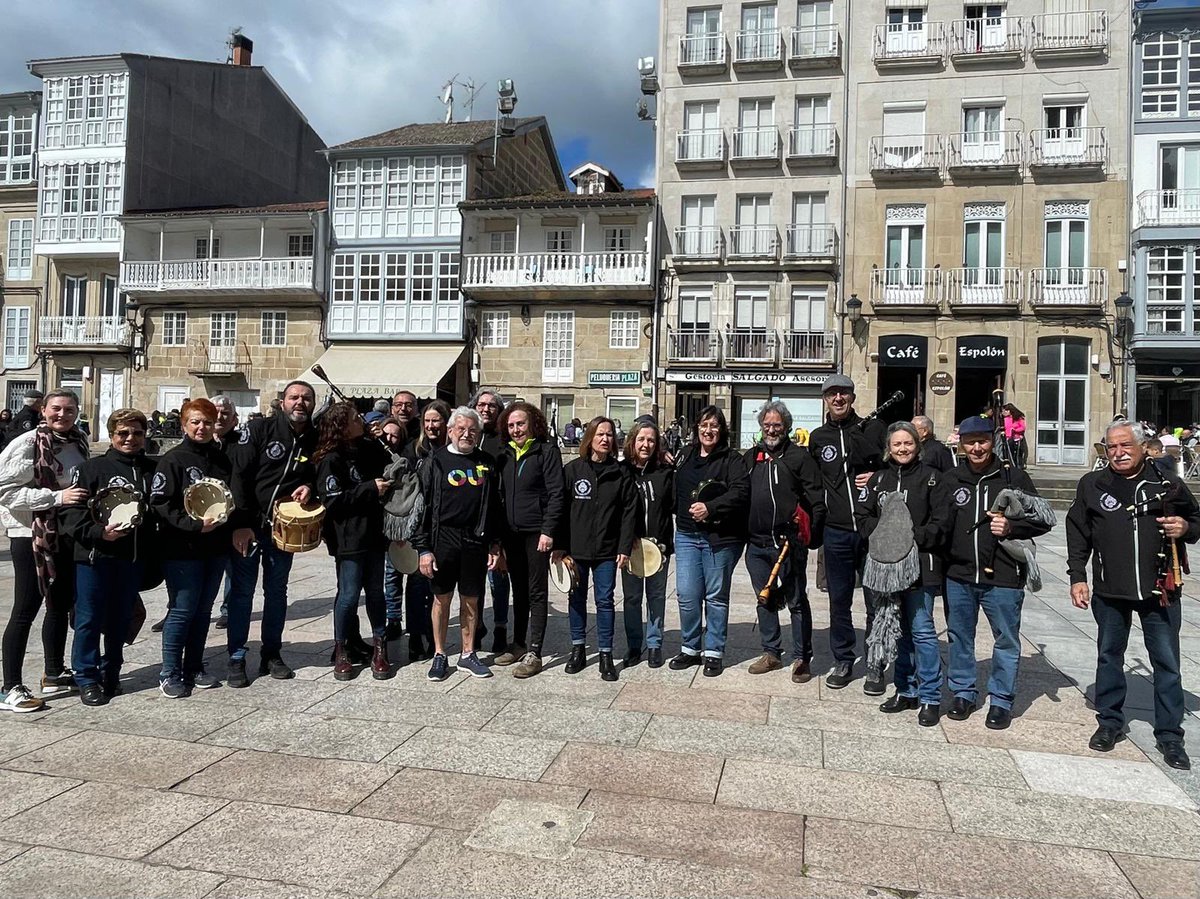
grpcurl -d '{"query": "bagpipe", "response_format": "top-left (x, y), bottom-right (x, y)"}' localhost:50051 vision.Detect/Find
top-left (1128, 480), bottom-right (1189, 606)
top-left (859, 390), bottom-right (905, 429)
top-left (756, 504), bottom-right (813, 610)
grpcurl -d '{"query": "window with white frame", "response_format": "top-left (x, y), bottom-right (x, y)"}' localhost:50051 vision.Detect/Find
top-left (161, 311), bottom-right (187, 346)
top-left (1043, 202), bottom-right (1089, 280)
top-left (790, 289), bottom-right (826, 333)
top-left (545, 228), bottom-right (574, 253)
top-left (38, 161), bottom-right (123, 243)
top-left (1143, 35), bottom-right (1182, 117)
top-left (41, 73), bottom-right (126, 150)
top-left (0, 109), bottom-right (34, 183)
top-left (210, 312), bottom-right (237, 347)
top-left (1145, 246), bottom-right (1187, 334)
top-left (261, 311), bottom-right (287, 346)
top-left (678, 289), bottom-right (712, 332)
top-left (330, 153), bottom-right (464, 240)
top-left (734, 287), bottom-right (769, 331)
top-left (543, 310), bottom-right (575, 382)
top-left (195, 236), bottom-right (220, 259)
top-left (481, 311), bottom-right (510, 348)
top-left (489, 230), bottom-right (516, 253)
top-left (62, 275), bottom-right (86, 318)
top-left (604, 226), bottom-right (633, 253)
top-left (609, 310), bottom-right (641, 349)
top-left (101, 274), bottom-right (121, 319)
top-left (327, 250), bottom-right (462, 336)
top-left (6, 218), bottom-right (33, 280)
top-left (679, 195), bottom-right (717, 255)
top-left (287, 233), bottom-right (314, 257)
top-left (734, 195), bottom-right (773, 255)
top-left (3, 307), bottom-right (30, 367)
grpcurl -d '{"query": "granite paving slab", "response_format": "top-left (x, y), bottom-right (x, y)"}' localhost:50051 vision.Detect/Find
top-left (1011, 748), bottom-right (1197, 810)
top-left (303, 685), bottom-right (507, 729)
top-left (451, 669), bottom-right (624, 708)
top-left (688, 662), bottom-right (822, 699)
top-left (185, 677), bottom-right (348, 712)
top-left (822, 730), bottom-right (1029, 789)
top-left (148, 800), bottom-right (428, 893)
top-left (483, 699), bottom-right (650, 747)
top-left (0, 782), bottom-right (225, 859)
top-left (612, 682), bottom-right (770, 724)
top-left (0, 842), bottom-right (26, 865)
top-left (200, 708), bottom-right (419, 762)
top-left (0, 722), bottom-right (77, 763)
top-left (382, 725), bottom-right (565, 781)
top-left (541, 742), bottom-right (723, 803)
top-left (717, 757), bottom-right (953, 830)
top-left (464, 798), bottom-right (594, 861)
top-left (0, 847), bottom-right (224, 899)
top-left (350, 767), bottom-right (586, 831)
top-left (941, 711), bottom-right (1148, 760)
top-left (203, 877), bottom-right (355, 899)
top-left (769, 695), bottom-right (948, 742)
top-left (1111, 852), bottom-right (1200, 899)
top-left (337, 657), bottom-right (472, 693)
top-left (638, 713), bottom-right (824, 766)
top-left (45, 693), bottom-right (253, 742)
top-left (3, 729), bottom-right (232, 790)
top-left (173, 749), bottom-right (395, 813)
top-left (0, 769), bottom-right (81, 819)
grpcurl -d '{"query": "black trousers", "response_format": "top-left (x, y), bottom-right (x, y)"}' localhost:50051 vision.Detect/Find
top-left (504, 532), bottom-right (550, 652)
top-left (3, 538), bottom-right (75, 690)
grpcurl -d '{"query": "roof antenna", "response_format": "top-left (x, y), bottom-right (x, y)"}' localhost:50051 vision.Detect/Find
top-left (456, 77), bottom-right (484, 121)
top-left (439, 75), bottom-right (457, 123)
top-left (225, 26), bottom-right (243, 64)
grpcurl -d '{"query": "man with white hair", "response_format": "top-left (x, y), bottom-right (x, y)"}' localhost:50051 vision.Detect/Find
top-left (1066, 420), bottom-right (1197, 770)
top-left (912, 415), bottom-right (955, 472)
top-left (413, 406), bottom-right (503, 681)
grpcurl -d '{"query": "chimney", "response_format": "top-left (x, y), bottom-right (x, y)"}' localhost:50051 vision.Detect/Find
top-left (231, 33), bottom-right (253, 66)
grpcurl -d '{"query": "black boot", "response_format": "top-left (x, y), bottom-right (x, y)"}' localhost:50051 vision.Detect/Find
top-left (491, 626), bottom-right (508, 656)
top-left (564, 645), bottom-right (587, 674)
top-left (598, 651), bottom-right (618, 682)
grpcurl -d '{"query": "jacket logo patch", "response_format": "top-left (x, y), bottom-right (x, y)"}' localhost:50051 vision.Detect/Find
top-left (953, 487), bottom-right (971, 506)
top-left (265, 440), bottom-right (286, 461)
top-left (348, 463), bottom-right (361, 484)
top-left (573, 478), bottom-right (593, 499)
top-left (151, 472), bottom-right (166, 494)
top-left (106, 476), bottom-right (131, 489)
top-left (186, 467), bottom-right (204, 484)
top-left (857, 486), bottom-right (870, 502)
top-left (71, 469), bottom-right (81, 486)
top-left (1100, 492), bottom-right (1121, 512)
top-left (238, 429), bottom-right (250, 445)
top-left (325, 475), bottom-right (340, 494)
top-left (820, 445), bottom-right (838, 463)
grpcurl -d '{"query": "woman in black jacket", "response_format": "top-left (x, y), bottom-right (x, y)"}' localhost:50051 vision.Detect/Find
top-left (856, 421), bottom-right (950, 725)
top-left (400, 399), bottom-right (449, 660)
top-left (494, 401), bottom-right (565, 679)
top-left (670, 406), bottom-right (749, 677)
top-left (316, 402), bottom-right (394, 681)
top-left (557, 417), bottom-right (637, 681)
top-left (149, 398), bottom-right (236, 698)
top-left (620, 421), bottom-right (674, 669)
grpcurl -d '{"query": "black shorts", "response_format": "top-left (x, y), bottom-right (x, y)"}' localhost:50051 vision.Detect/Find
top-left (429, 529), bottom-right (488, 597)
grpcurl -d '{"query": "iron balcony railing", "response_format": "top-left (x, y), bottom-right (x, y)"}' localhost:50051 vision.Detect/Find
top-left (667, 326), bottom-right (721, 362)
top-left (734, 28), bottom-right (783, 64)
top-left (1136, 190), bottom-right (1200, 228)
top-left (731, 126), bottom-right (780, 161)
top-left (785, 224), bottom-right (837, 258)
top-left (679, 32), bottom-right (727, 66)
top-left (675, 129), bottom-right (725, 164)
top-left (945, 267), bottom-right (1023, 306)
top-left (787, 123), bottom-right (837, 158)
top-left (869, 134), bottom-right (944, 173)
top-left (870, 267), bottom-right (943, 306)
top-left (1029, 126), bottom-right (1107, 168)
top-left (1030, 10), bottom-right (1108, 53)
top-left (788, 24), bottom-right (839, 61)
top-left (674, 226), bottom-right (722, 258)
top-left (946, 129), bottom-right (1023, 168)
top-left (949, 16), bottom-right (1024, 57)
top-left (873, 21), bottom-right (946, 62)
top-left (1029, 267), bottom-right (1107, 307)
top-left (725, 327), bottom-right (777, 363)
top-left (781, 329), bottom-right (836, 364)
top-left (728, 226), bottom-right (778, 258)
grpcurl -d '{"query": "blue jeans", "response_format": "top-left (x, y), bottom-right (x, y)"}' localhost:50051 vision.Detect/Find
top-left (621, 559), bottom-right (671, 652)
top-left (569, 560), bottom-right (616, 652)
top-left (335, 553), bottom-right (386, 641)
top-left (945, 579), bottom-right (1023, 710)
top-left (744, 542), bottom-right (812, 661)
top-left (894, 587), bottom-right (943, 705)
top-left (384, 555), bottom-right (403, 623)
top-left (226, 528), bottom-right (294, 661)
top-left (675, 532), bottom-right (742, 658)
top-left (72, 558), bottom-right (141, 688)
top-left (488, 570), bottom-right (511, 630)
top-left (1092, 594), bottom-right (1185, 743)
top-left (161, 557), bottom-right (225, 681)
top-left (824, 526), bottom-right (875, 665)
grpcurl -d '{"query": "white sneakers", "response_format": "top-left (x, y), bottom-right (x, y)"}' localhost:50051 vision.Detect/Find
top-left (0, 684), bottom-right (45, 713)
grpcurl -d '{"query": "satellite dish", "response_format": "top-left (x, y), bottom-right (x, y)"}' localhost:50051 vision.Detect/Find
top-left (636, 99), bottom-right (652, 121)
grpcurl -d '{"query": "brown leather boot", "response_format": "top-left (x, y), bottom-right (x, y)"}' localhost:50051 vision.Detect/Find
top-left (333, 642), bottom-right (354, 681)
top-left (371, 636), bottom-right (392, 680)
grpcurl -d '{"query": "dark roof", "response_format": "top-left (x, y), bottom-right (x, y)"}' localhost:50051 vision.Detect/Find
top-left (332, 117), bottom-right (543, 151)
top-left (0, 90), bottom-right (41, 105)
top-left (122, 201), bottom-right (327, 219)
top-left (460, 188), bottom-right (655, 212)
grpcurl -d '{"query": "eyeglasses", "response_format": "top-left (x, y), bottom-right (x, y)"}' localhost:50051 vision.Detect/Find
top-left (761, 423), bottom-right (785, 431)
top-left (824, 388), bottom-right (854, 397)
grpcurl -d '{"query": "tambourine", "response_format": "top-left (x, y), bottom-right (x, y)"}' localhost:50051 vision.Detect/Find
top-left (691, 479), bottom-right (726, 503)
top-left (183, 478), bottom-right (233, 525)
top-left (550, 555), bottom-right (580, 595)
top-left (272, 500), bottom-right (325, 553)
top-left (388, 540), bottom-right (419, 575)
top-left (627, 538), bottom-right (663, 579)
top-left (90, 484), bottom-right (143, 530)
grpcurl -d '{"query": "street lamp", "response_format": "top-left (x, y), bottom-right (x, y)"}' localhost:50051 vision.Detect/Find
top-left (1114, 290), bottom-right (1133, 338)
top-left (846, 294), bottom-right (863, 324)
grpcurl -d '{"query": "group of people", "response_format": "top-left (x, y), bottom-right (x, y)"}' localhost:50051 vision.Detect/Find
top-left (0, 376), bottom-right (1190, 771)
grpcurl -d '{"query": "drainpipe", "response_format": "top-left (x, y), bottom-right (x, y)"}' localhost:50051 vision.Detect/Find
top-left (1122, 14), bottom-right (1136, 420)
top-left (650, 195), bottom-right (662, 419)
top-left (837, 0), bottom-right (852, 375)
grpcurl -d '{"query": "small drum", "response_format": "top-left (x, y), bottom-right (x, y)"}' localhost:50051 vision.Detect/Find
top-left (271, 500), bottom-right (325, 553)
top-left (91, 484), bottom-right (143, 530)
top-left (183, 478), bottom-right (234, 525)
top-left (549, 555), bottom-right (579, 595)
top-left (627, 538), bottom-right (663, 579)
top-left (388, 540), bottom-right (419, 575)
top-left (692, 479), bottom-right (726, 503)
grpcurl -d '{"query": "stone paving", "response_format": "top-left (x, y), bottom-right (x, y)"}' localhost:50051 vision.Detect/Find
top-left (0, 523), bottom-right (1197, 898)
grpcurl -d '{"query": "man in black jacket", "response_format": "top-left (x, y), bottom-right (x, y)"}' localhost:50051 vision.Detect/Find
top-left (943, 416), bottom-right (1050, 730)
top-left (1066, 421), bottom-right (1197, 770)
top-left (471, 387), bottom-right (509, 653)
top-left (807, 374), bottom-right (887, 693)
top-left (227, 381), bottom-right (318, 685)
top-left (913, 415), bottom-right (956, 472)
top-left (2, 390), bottom-right (42, 449)
top-left (744, 401), bottom-right (826, 683)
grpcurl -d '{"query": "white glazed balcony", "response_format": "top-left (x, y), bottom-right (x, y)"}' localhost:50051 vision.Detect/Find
top-left (460, 252), bottom-right (649, 288)
top-left (39, 316), bottom-right (132, 347)
top-left (121, 257), bottom-right (314, 292)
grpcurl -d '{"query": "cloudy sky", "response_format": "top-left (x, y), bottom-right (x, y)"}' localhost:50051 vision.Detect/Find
top-left (1, 0), bottom-right (659, 186)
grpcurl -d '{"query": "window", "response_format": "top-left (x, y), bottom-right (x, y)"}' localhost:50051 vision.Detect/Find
top-left (1042, 103), bottom-right (1085, 159)
top-left (731, 287), bottom-right (770, 359)
top-left (792, 96), bottom-right (831, 155)
top-left (6, 218), bottom-right (33, 280)
top-left (6, 380), bottom-right (35, 411)
top-left (795, 1), bottom-right (834, 55)
top-left (884, 6), bottom-right (927, 54)
top-left (681, 101), bottom-right (720, 160)
top-left (734, 195), bottom-right (773, 255)
top-left (885, 205), bottom-right (926, 286)
top-left (1143, 35), bottom-right (1182, 117)
top-left (326, 249), bottom-right (462, 337)
top-left (543, 310), bottom-right (575, 382)
top-left (963, 204), bottom-right (1005, 288)
top-left (1044, 203), bottom-right (1088, 278)
top-left (683, 7), bottom-right (723, 64)
top-left (546, 229), bottom-right (574, 253)
top-left (38, 161), bottom-right (123, 243)
top-left (679, 195), bottom-right (717, 254)
top-left (736, 98), bottom-right (775, 157)
top-left (210, 312), bottom-right (237, 347)
top-left (101, 274), bottom-right (122, 319)
top-left (0, 109), bottom-right (34, 183)
top-left (331, 153), bottom-right (461, 239)
top-left (790, 289), bottom-right (826, 332)
top-left (790, 193), bottom-right (828, 254)
top-left (261, 311), bottom-right (287, 346)
top-left (3, 307), bottom-right (30, 367)
top-left (195, 237), bottom-right (220, 259)
top-left (962, 104), bottom-right (1005, 163)
top-left (607, 397), bottom-right (639, 430)
top-left (41, 73), bottom-right (126, 149)
top-left (161, 311), bottom-right (187, 346)
top-left (287, 234), bottom-right (314, 257)
top-left (610, 311), bottom-right (641, 349)
top-left (481, 311), bottom-right (510, 348)
top-left (489, 230), bottom-right (516, 253)
top-left (882, 104), bottom-right (928, 166)
top-left (734, 288), bottom-right (769, 330)
top-left (604, 227), bottom-right (633, 253)
top-left (1145, 247), bottom-right (1187, 334)
top-left (62, 275), bottom-right (86, 318)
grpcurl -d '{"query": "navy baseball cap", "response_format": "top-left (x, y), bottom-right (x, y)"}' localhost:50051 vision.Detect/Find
top-left (958, 415), bottom-right (993, 437)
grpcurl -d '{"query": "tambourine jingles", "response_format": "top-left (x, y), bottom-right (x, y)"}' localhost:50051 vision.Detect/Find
top-left (271, 500), bottom-right (325, 553)
top-left (387, 540), bottom-right (419, 575)
top-left (691, 479), bottom-right (726, 503)
top-left (549, 554), bottom-right (580, 595)
top-left (627, 538), bottom-right (663, 579)
top-left (90, 484), bottom-right (143, 530)
top-left (183, 478), bottom-right (233, 525)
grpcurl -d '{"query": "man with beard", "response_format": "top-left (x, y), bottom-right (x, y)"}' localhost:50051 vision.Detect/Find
top-left (744, 401), bottom-right (826, 683)
top-left (391, 390), bottom-right (419, 442)
top-left (808, 374), bottom-right (887, 693)
top-left (470, 387), bottom-right (509, 654)
top-left (227, 381), bottom-right (318, 686)
top-left (1066, 421), bottom-right (1197, 770)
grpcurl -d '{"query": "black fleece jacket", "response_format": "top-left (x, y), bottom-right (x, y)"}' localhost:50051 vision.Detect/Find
top-left (412, 445), bottom-right (502, 554)
top-left (560, 456), bottom-right (638, 562)
top-left (673, 444), bottom-right (750, 544)
top-left (63, 448), bottom-right (157, 564)
top-left (943, 456), bottom-right (1048, 588)
top-left (1066, 462), bottom-right (1200, 603)
top-left (621, 457), bottom-right (676, 554)
top-left (856, 460), bottom-right (950, 587)
top-left (496, 439), bottom-right (566, 537)
top-left (316, 439), bottom-right (391, 557)
top-left (743, 440), bottom-right (826, 550)
top-left (231, 414), bottom-right (317, 529)
top-left (808, 412), bottom-right (887, 532)
top-left (148, 437), bottom-right (235, 560)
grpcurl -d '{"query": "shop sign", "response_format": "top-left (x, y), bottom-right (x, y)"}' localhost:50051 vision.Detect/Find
top-left (588, 370), bottom-right (641, 386)
top-left (956, 336), bottom-right (1007, 369)
top-left (665, 370), bottom-right (830, 385)
top-left (929, 371), bottom-right (954, 395)
top-left (878, 335), bottom-right (928, 368)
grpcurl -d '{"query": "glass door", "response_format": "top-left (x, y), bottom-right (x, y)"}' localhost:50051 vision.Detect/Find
top-left (740, 4), bottom-right (778, 59)
top-left (686, 8), bottom-right (723, 63)
top-left (1036, 338), bottom-right (1090, 465)
top-left (886, 7), bottom-right (927, 53)
top-left (885, 222), bottom-right (924, 295)
top-left (1044, 105), bottom-right (1084, 160)
top-left (1161, 145), bottom-right (1200, 221)
top-left (963, 3), bottom-right (1006, 50)
top-left (682, 101), bottom-right (719, 160)
top-left (795, 0), bottom-right (833, 55)
top-left (963, 106), bottom-right (1003, 163)
top-left (963, 220), bottom-right (1004, 299)
top-left (1044, 218), bottom-right (1087, 300)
